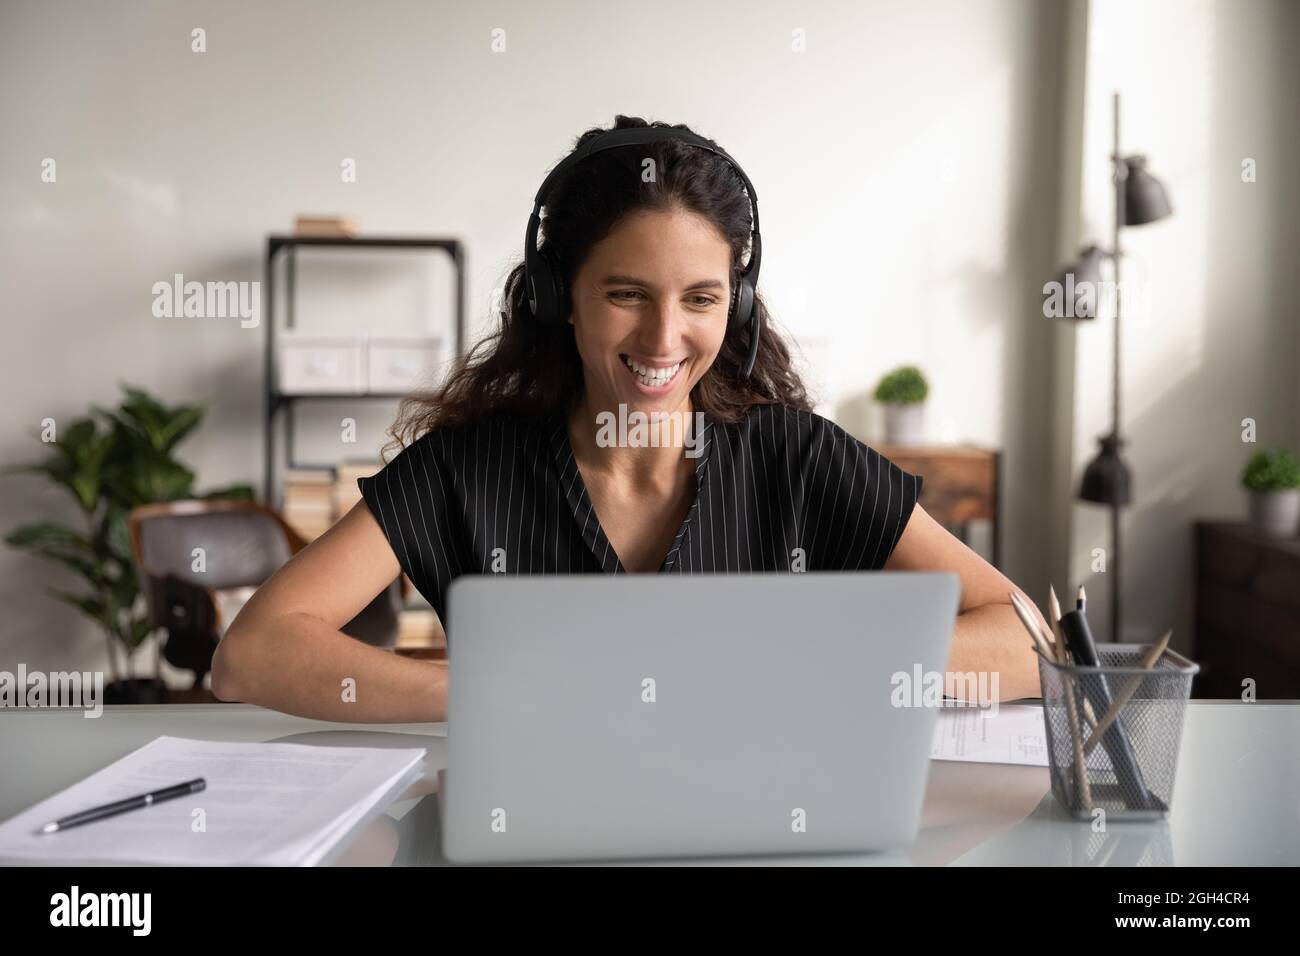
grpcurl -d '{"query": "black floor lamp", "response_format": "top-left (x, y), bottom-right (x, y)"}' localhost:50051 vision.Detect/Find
top-left (1046, 91), bottom-right (1174, 642)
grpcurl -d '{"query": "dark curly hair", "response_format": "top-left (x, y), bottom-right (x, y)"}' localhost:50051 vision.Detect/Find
top-left (387, 115), bottom-right (811, 452)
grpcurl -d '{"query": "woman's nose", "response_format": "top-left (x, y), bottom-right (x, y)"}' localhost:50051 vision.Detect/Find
top-left (639, 302), bottom-right (683, 354)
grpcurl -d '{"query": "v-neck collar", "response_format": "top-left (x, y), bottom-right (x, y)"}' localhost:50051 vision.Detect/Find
top-left (546, 407), bottom-right (712, 574)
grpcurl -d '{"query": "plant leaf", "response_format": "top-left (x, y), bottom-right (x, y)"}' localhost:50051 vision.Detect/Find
top-left (201, 483), bottom-right (256, 501)
top-left (102, 505), bottom-right (136, 566)
top-left (47, 588), bottom-right (110, 627)
top-left (60, 418), bottom-right (100, 456)
top-left (158, 404), bottom-right (205, 453)
top-left (114, 386), bottom-right (201, 454)
top-left (103, 453), bottom-right (195, 505)
top-left (4, 522), bottom-right (93, 552)
top-left (4, 524), bottom-right (106, 583)
top-left (30, 549), bottom-right (102, 583)
top-left (125, 612), bottom-right (156, 650)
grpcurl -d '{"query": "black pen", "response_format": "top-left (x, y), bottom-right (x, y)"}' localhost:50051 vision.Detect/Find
top-left (1058, 606), bottom-right (1162, 811)
top-left (38, 778), bottom-right (206, 834)
top-left (1077, 584), bottom-right (1086, 612)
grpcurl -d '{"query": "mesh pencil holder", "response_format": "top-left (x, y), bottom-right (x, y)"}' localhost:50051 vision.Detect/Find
top-left (1037, 644), bottom-right (1199, 821)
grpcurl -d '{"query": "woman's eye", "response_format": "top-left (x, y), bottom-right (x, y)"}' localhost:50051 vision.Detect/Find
top-left (610, 291), bottom-right (715, 307)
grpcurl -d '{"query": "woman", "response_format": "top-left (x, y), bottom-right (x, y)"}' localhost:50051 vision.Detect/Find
top-left (212, 116), bottom-right (1044, 721)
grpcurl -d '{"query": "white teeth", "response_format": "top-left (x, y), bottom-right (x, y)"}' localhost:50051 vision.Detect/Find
top-left (623, 356), bottom-right (682, 387)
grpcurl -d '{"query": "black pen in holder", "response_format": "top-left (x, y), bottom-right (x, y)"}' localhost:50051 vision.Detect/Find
top-left (1037, 646), bottom-right (1198, 820)
top-left (1059, 609), bottom-right (1161, 811)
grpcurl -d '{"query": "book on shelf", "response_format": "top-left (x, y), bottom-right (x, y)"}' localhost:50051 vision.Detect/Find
top-left (280, 461), bottom-right (382, 539)
top-left (397, 607), bottom-right (445, 649)
top-left (282, 515), bottom-right (333, 541)
top-left (293, 215), bottom-right (360, 238)
top-left (285, 490), bottom-right (333, 508)
top-left (334, 460), bottom-right (380, 516)
top-left (283, 467), bottom-right (337, 540)
top-left (284, 467), bottom-right (336, 485)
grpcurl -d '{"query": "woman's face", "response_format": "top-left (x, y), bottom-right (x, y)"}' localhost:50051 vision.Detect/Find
top-left (568, 205), bottom-right (732, 419)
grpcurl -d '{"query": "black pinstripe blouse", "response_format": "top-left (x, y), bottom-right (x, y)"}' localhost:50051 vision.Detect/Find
top-left (357, 403), bottom-right (923, 619)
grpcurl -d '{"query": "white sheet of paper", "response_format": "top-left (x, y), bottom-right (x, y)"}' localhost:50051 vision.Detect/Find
top-left (0, 735), bottom-right (426, 865)
top-left (930, 703), bottom-right (1049, 766)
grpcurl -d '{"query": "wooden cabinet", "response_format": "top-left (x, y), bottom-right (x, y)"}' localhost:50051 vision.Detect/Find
top-left (1194, 521), bottom-right (1300, 698)
top-left (874, 444), bottom-right (1001, 569)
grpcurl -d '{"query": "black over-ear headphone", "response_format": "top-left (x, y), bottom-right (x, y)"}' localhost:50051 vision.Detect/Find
top-left (524, 126), bottom-right (764, 378)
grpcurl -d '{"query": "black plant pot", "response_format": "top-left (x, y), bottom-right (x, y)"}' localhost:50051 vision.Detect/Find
top-left (103, 677), bottom-right (167, 705)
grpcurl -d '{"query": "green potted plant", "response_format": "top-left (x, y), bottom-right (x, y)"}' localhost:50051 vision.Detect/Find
top-left (5, 385), bottom-right (253, 703)
top-left (874, 365), bottom-right (929, 444)
top-left (1241, 447), bottom-right (1300, 537)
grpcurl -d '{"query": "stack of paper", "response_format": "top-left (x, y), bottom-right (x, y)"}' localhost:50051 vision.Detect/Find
top-left (0, 736), bottom-right (427, 865)
top-left (930, 703), bottom-right (1049, 766)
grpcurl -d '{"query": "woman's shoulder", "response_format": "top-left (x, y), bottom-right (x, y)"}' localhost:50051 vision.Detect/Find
top-left (726, 403), bottom-right (860, 458)
top-left (386, 410), bottom-right (554, 465)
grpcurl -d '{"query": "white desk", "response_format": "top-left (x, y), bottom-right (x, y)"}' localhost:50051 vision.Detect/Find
top-left (0, 701), bottom-right (1295, 865)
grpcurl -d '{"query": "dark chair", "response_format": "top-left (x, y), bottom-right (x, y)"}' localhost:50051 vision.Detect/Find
top-left (128, 500), bottom-right (401, 688)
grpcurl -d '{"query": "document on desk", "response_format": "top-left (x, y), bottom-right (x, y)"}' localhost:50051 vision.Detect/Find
top-left (0, 736), bottom-right (426, 865)
top-left (930, 704), bottom-right (1049, 766)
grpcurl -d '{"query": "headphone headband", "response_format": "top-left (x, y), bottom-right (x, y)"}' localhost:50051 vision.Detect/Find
top-left (524, 125), bottom-right (764, 377)
top-left (531, 128), bottom-right (760, 251)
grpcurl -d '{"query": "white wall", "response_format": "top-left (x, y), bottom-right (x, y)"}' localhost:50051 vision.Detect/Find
top-left (3, 0), bottom-right (1236, 684)
top-left (1064, 0), bottom-right (1300, 648)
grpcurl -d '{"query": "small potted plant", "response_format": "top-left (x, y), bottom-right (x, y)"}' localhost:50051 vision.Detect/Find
top-left (874, 365), bottom-right (929, 445)
top-left (1242, 447), bottom-right (1300, 537)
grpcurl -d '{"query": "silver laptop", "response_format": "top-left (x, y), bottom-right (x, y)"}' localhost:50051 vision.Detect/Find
top-left (437, 572), bottom-right (959, 863)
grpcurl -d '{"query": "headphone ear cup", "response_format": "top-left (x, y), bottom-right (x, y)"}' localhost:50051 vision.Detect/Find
top-left (528, 249), bottom-right (568, 325)
top-left (526, 270), bottom-right (545, 322)
top-left (549, 251), bottom-right (570, 324)
top-left (730, 280), bottom-right (754, 332)
top-left (730, 279), bottom-right (760, 378)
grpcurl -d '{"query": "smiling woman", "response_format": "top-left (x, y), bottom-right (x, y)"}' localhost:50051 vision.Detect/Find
top-left (577, 209), bottom-right (732, 405)
top-left (385, 115), bottom-right (809, 441)
top-left (211, 114), bottom-right (1043, 722)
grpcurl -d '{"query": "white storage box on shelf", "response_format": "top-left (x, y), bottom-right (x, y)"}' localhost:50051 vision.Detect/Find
top-left (277, 333), bottom-right (367, 394)
top-left (367, 336), bottom-right (448, 393)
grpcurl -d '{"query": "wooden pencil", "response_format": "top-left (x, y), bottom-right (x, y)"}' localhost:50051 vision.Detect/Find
top-left (1083, 630), bottom-right (1173, 758)
top-left (1051, 585), bottom-right (1092, 809)
top-left (1009, 591), bottom-right (1055, 660)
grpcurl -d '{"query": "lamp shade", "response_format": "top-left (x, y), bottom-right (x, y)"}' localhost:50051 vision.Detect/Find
top-left (1047, 244), bottom-right (1105, 320)
top-left (1079, 435), bottom-right (1132, 505)
top-left (1124, 155), bottom-right (1173, 225)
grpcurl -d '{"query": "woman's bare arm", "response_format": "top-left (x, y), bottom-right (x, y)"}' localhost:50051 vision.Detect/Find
top-left (210, 501), bottom-right (447, 722)
top-left (884, 504), bottom-right (1046, 701)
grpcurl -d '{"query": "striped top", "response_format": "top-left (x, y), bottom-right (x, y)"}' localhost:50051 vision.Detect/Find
top-left (358, 403), bottom-right (923, 619)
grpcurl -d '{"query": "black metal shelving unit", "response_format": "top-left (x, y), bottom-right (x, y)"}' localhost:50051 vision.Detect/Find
top-left (262, 235), bottom-right (466, 505)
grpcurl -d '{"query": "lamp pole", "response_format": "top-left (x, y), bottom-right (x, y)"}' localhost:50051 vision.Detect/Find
top-left (1053, 91), bottom-right (1171, 644)
top-left (1109, 90), bottom-right (1124, 643)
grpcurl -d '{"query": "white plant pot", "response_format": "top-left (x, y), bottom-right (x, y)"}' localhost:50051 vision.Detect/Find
top-left (1248, 488), bottom-right (1300, 537)
top-left (883, 403), bottom-right (925, 445)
